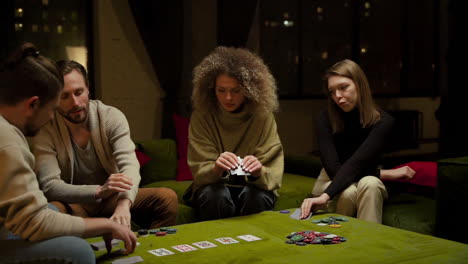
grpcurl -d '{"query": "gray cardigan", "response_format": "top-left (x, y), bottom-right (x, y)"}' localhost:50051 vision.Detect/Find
top-left (32, 100), bottom-right (140, 212)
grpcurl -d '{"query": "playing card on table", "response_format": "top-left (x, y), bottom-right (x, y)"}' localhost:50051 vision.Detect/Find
top-left (215, 237), bottom-right (240, 244)
top-left (192, 241), bottom-right (218, 249)
top-left (289, 208), bottom-right (312, 220)
top-left (172, 244), bottom-right (198, 252)
top-left (148, 248), bottom-right (174, 257)
top-left (111, 256), bottom-right (144, 264)
top-left (237, 234), bottom-right (262, 242)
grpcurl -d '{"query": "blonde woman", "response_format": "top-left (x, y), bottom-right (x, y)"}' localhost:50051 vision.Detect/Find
top-left (300, 59), bottom-right (415, 223)
top-left (183, 47), bottom-right (284, 220)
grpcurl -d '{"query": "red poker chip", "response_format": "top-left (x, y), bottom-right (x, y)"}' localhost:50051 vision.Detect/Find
top-left (155, 231), bottom-right (167, 236)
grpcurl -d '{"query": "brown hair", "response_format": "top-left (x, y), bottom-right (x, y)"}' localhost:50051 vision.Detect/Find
top-left (324, 59), bottom-right (380, 133)
top-left (0, 42), bottom-right (63, 106)
top-left (56, 60), bottom-right (89, 87)
top-left (192, 46), bottom-right (278, 113)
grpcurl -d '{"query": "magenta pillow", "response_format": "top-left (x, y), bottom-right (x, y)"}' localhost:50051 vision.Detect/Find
top-left (172, 114), bottom-right (193, 181)
top-left (383, 161), bottom-right (437, 188)
top-left (135, 149), bottom-right (151, 167)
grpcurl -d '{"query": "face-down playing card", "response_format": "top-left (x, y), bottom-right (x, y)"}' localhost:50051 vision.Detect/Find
top-left (237, 234), bottom-right (262, 242)
top-left (289, 208), bottom-right (312, 220)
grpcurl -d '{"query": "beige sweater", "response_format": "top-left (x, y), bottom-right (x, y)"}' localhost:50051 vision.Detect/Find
top-left (0, 115), bottom-right (84, 241)
top-left (184, 107), bottom-right (284, 202)
top-left (32, 100), bottom-right (140, 211)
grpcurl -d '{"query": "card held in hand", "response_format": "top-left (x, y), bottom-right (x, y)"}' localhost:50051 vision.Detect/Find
top-left (229, 156), bottom-right (251, 176)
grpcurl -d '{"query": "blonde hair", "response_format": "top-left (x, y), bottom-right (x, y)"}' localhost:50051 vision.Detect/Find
top-left (324, 59), bottom-right (380, 133)
top-left (192, 46), bottom-right (278, 113)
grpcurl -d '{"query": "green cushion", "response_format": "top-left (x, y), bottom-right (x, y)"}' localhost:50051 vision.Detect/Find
top-left (383, 193), bottom-right (436, 235)
top-left (284, 155), bottom-right (322, 178)
top-left (143, 180), bottom-right (194, 225)
top-left (438, 156), bottom-right (468, 165)
top-left (143, 180), bottom-right (192, 203)
top-left (274, 173), bottom-right (316, 210)
top-left (89, 211), bottom-right (468, 264)
top-left (135, 139), bottom-right (177, 185)
top-left (176, 204), bottom-right (196, 225)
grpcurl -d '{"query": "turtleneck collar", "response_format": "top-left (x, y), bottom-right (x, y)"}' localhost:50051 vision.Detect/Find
top-left (217, 103), bottom-right (252, 125)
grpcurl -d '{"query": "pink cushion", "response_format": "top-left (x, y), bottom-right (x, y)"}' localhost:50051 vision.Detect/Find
top-left (172, 114), bottom-right (193, 181)
top-left (384, 161), bottom-right (437, 188)
top-left (176, 158), bottom-right (193, 181)
top-left (135, 149), bottom-right (151, 167)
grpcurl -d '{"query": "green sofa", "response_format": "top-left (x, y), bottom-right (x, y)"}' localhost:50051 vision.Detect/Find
top-left (136, 139), bottom-right (436, 236)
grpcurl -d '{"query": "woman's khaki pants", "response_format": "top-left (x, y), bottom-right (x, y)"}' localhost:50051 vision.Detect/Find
top-left (312, 169), bottom-right (388, 224)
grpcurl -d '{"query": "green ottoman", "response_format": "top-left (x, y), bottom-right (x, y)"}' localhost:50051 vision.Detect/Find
top-left (88, 210), bottom-right (468, 264)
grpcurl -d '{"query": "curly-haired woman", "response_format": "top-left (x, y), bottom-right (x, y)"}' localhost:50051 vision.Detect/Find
top-left (183, 47), bottom-right (284, 220)
top-left (300, 59), bottom-right (415, 223)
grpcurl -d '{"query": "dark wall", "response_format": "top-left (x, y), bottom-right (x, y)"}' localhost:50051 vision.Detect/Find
top-left (129, 0), bottom-right (184, 138)
top-left (438, 0), bottom-right (468, 157)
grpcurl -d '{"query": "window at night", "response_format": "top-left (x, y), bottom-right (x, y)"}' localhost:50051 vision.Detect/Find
top-left (1, 0), bottom-right (92, 72)
top-left (259, 0), bottom-right (439, 98)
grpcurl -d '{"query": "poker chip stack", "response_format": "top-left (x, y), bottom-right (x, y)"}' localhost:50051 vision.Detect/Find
top-left (160, 227), bottom-right (178, 234)
top-left (137, 227), bottom-right (178, 237)
top-left (285, 231), bottom-right (347, 245)
top-left (311, 216), bottom-right (349, 227)
top-left (137, 229), bottom-right (148, 236)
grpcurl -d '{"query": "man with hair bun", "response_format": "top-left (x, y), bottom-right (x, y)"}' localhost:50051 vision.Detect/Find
top-left (0, 43), bottom-right (136, 264)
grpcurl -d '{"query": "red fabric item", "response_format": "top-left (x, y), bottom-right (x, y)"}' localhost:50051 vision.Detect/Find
top-left (135, 149), bottom-right (151, 167)
top-left (172, 114), bottom-right (193, 181)
top-left (384, 161), bottom-right (437, 188)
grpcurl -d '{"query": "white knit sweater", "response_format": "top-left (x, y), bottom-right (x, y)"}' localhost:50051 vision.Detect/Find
top-left (0, 115), bottom-right (84, 241)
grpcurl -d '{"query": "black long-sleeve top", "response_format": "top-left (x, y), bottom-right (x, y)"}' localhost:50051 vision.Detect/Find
top-left (316, 108), bottom-right (394, 199)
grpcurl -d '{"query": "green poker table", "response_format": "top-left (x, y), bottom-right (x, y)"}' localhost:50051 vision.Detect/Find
top-left (88, 210), bottom-right (468, 263)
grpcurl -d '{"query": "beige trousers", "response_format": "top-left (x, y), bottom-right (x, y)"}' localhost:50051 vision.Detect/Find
top-left (312, 169), bottom-right (388, 223)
